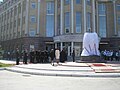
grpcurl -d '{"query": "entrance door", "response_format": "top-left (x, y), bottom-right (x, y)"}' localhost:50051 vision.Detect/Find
top-left (74, 46), bottom-right (81, 57)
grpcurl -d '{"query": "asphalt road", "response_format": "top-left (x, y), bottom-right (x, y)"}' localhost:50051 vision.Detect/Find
top-left (0, 70), bottom-right (120, 90)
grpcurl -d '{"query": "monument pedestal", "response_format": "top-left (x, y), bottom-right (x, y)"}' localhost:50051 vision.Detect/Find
top-left (80, 55), bottom-right (106, 63)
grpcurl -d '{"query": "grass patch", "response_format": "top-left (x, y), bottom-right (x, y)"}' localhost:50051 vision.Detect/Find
top-left (0, 62), bottom-right (14, 67)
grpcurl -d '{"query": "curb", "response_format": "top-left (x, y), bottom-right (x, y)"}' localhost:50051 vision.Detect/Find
top-left (0, 67), bottom-right (5, 70)
top-left (5, 67), bottom-right (120, 78)
top-left (14, 66), bottom-right (93, 72)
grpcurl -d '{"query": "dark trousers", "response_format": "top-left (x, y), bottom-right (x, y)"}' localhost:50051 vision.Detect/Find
top-left (16, 58), bottom-right (20, 65)
top-left (73, 56), bottom-right (75, 62)
top-left (23, 57), bottom-right (27, 64)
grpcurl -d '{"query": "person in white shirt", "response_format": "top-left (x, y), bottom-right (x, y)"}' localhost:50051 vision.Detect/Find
top-left (55, 48), bottom-right (60, 65)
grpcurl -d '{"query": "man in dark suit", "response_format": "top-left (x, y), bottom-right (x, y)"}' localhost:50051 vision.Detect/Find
top-left (23, 49), bottom-right (28, 64)
top-left (16, 48), bottom-right (20, 65)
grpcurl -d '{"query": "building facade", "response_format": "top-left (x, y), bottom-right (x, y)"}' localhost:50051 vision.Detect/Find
top-left (54, 0), bottom-right (120, 57)
top-left (0, 0), bottom-right (120, 57)
top-left (0, 0), bottom-right (55, 54)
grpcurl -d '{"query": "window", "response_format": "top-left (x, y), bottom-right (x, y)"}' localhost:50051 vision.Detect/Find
top-left (11, 9), bottom-right (13, 17)
top-left (76, 12), bottom-right (81, 33)
top-left (14, 6), bottom-right (17, 15)
top-left (8, 1), bottom-right (11, 7)
top-left (7, 23), bottom-right (9, 30)
top-left (14, 20), bottom-right (16, 27)
top-left (87, 0), bottom-right (91, 5)
top-left (46, 15), bottom-right (54, 37)
top-left (117, 5), bottom-right (120, 11)
top-left (2, 14), bottom-right (3, 22)
top-left (65, 12), bottom-right (70, 33)
top-left (31, 2), bottom-right (36, 9)
top-left (47, 1), bottom-right (54, 14)
top-left (76, 0), bottom-right (81, 4)
top-left (98, 3), bottom-right (106, 37)
top-left (57, 0), bottom-right (60, 8)
top-left (29, 29), bottom-right (36, 37)
top-left (57, 15), bottom-right (60, 35)
top-left (98, 4), bottom-right (106, 15)
top-left (65, 0), bottom-right (70, 5)
top-left (18, 3), bottom-right (21, 13)
top-left (118, 17), bottom-right (120, 25)
top-left (46, 1), bottom-right (54, 37)
top-left (10, 22), bottom-right (12, 29)
top-left (7, 12), bottom-right (9, 19)
top-left (87, 12), bottom-right (91, 32)
top-left (30, 16), bottom-right (36, 23)
top-left (23, 0), bottom-right (26, 11)
top-left (23, 16), bottom-right (25, 24)
top-left (4, 13), bottom-right (6, 20)
top-left (18, 18), bottom-right (20, 26)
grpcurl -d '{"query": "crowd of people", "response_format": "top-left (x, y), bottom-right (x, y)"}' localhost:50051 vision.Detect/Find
top-left (2, 48), bottom-right (120, 65)
top-left (14, 48), bottom-right (68, 65)
top-left (101, 49), bottom-right (120, 61)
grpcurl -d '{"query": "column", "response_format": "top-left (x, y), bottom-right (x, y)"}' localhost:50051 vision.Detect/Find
top-left (113, 0), bottom-right (117, 35)
top-left (55, 0), bottom-right (58, 36)
top-left (96, 1), bottom-right (99, 34)
top-left (60, 0), bottom-right (64, 35)
top-left (25, 0), bottom-right (29, 36)
top-left (20, 0), bottom-right (23, 37)
top-left (12, 8), bottom-right (15, 39)
top-left (92, 0), bottom-right (96, 32)
top-left (6, 12), bottom-right (8, 40)
top-left (83, 0), bottom-right (87, 33)
top-left (9, 10), bottom-right (11, 39)
top-left (71, 42), bottom-right (74, 53)
top-left (16, 5), bottom-right (19, 38)
top-left (37, 0), bottom-right (41, 35)
top-left (60, 42), bottom-right (63, 51)
top-left (71, 0), bottom-right (74, 33)
top-left (4, 13), bottom-right (6, 40)
top-left (55, 43), bottom-right (57, 49)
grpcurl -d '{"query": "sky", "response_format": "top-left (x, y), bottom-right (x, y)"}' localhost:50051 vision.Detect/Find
top-left (0, 0), bottom-right (3, 2)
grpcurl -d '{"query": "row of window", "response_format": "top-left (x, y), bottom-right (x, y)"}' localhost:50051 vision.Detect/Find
top-left (0, 1), bottom-right (35, 15)
top-left (0, 0), bottom-right (19, 12)
top-left (0, 1), bottom-right (36, 22)
top-left (1, 2), bottom-right (120, 22)
top-left (1, 1), bottom-right (120, 40)
top-left (65, 0), bottom-right (91, 5)
top-left (63, 12), bottom-right (91, 33)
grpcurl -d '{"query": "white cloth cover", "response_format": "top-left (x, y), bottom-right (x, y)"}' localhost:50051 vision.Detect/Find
top-left (81, 32), bottom-right (100, 56)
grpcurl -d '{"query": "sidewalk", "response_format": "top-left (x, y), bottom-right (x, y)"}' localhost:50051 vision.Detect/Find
top-left (0, 60), bottom-right (120, 77)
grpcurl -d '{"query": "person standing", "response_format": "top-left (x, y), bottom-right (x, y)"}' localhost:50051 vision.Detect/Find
top-left (60, 48), bottom-right (67, 63)
top-left (118, 49), bottom-right (120, 61)
top-left (23, 49), bottom-right (28, 64)
top-left (40, 51), bottom-right (44, 63)
top-left (72, 48), bottom-right (75, 62)
top-left (30, 49), bottom-right (35, 63)
top-left (16, 48), bottom-right (20, 65)
top-left (55, 48), bottom-right (60, 65)
top-left (50, 49), bottom-right (55, 65)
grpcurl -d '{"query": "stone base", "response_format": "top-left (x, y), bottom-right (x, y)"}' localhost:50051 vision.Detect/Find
top-left (80, 55), bottom-right (106, 63)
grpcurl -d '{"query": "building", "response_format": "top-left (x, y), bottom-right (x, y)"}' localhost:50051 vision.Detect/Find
top-left (0, 0), bottom-right (120, 58)
top-left (54, 0), bottom-right (120, 57)
top-left (0, 0), bottom-right (55, 55)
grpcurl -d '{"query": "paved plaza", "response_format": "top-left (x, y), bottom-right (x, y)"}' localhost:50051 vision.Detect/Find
top-left (0, 60), bottom-right (120, 77)
top-left (0, 70), bottom-right (120, 90)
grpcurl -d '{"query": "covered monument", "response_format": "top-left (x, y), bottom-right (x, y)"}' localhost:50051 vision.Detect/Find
top-left (80, 32), bottom-right (105, 62)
